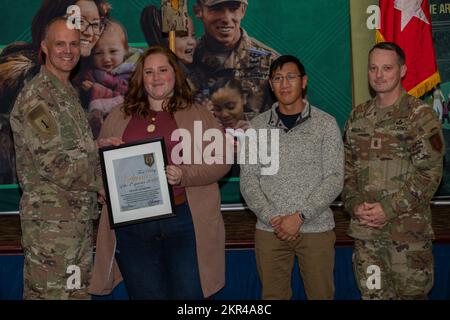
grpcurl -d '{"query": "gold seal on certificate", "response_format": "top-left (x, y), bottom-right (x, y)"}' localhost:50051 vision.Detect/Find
top-left (144, 154), bottom-right (154, 167)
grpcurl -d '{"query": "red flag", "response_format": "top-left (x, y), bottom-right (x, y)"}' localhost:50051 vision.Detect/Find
top-left (376, 0), bottom-right (440, 98)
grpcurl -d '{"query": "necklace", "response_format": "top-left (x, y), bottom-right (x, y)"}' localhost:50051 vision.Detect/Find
top-left (146, 111), bottom-right (157, 133)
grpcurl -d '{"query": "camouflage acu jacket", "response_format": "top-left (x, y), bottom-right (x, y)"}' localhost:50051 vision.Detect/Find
top-left (192, 29), bottom-right (279, 113)
top-left (342, 92), bottom-right (445, 242)
top-left (10, 66), bottom-right (99, 221)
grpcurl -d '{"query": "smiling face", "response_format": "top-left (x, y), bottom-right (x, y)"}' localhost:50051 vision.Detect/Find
top-left (76, 0), bottom-right (102, 57)
top-left (211, 85), bottom-right (245, 128)
top-left (368, 48), bottom-right (406, 96)
top-left (194, 1), bottom-right (246, 49)
top-left (175, 18), bottom-right (197, 64)
top-left (92, 23), bottom-right (128, 72)
top-left (41, 20), bottom-right (81, 82)
top-left (143, 53), bottom-right (176, 105)
top-left (269, 62), bottom-right (307, 114)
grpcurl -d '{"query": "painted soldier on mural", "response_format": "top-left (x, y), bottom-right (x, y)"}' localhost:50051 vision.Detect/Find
top-left (192, 0), bottom-right (279, 122)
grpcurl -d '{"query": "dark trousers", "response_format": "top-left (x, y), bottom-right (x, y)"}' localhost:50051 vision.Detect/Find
top-left (114, 203), bottom-right (203, 299)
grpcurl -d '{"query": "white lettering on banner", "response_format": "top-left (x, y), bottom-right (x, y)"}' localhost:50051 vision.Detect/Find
top-left (440, 3), bottom-right (450, 14)
top-left (430, 4), bottom-right (437, 14)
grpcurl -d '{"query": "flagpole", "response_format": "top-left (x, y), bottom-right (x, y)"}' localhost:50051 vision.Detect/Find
top-left (169, 0), bottom-right (179, 53)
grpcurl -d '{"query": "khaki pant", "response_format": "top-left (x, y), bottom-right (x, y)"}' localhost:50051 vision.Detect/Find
top-left (21, 220), bottom-right (93, 300)
top-left (352, 239), bottom-right (434, 300)
top-left (255, 229), bottom-right (336, 300)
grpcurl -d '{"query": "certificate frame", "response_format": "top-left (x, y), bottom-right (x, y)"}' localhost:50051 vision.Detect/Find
top-left (99, 137), bottom-right (175, 228)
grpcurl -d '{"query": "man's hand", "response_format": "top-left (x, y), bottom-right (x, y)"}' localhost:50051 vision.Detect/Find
top-left (96, 137), bottom-right (124, 149)
top-left (98, 188), bottom-right (106, 205)
top-left (354, 202), bottom-right (387, 228)
top-left (270, 212), bottom-right (304, 241)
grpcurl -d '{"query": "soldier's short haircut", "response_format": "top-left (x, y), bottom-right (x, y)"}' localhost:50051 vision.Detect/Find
top-left (42, 16), bottom-right (74, 42)
top-left (40, 16), bottom-right (78, 63)
top-left (369, 42), bottom-right (406, 65)
top-left (269, 55), bottom-right (306, 79)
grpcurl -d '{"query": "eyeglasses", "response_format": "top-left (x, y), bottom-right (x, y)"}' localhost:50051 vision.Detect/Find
top-left (271, 73), bottom-right (302, 83)
top-left (79, 17), bottom-right (105, 36)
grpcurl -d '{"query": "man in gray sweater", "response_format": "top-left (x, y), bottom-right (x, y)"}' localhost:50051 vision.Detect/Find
top-left (240, 55), bottom-right (344, 300)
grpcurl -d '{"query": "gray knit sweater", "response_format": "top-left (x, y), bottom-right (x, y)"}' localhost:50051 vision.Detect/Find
top-left (240, 101), bottom-right (344, 233)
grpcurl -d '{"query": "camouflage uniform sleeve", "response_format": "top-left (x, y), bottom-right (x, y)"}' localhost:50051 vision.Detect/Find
top-left (9, 101), bottom-right (35, 190)
top-left (341, 111), bottom-right (365, 217)
top-left (379, 105), bottom-right (445, 219)
top-left (12, 97), bottom-right (98, 192)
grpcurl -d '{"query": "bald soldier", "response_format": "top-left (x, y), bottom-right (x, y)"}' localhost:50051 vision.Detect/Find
top-left (192, 0), bottom-right (279, 115)
top-left (342, 42), bottom-right (445, 300)
top-left (10, 17), bottom-right (100, 299)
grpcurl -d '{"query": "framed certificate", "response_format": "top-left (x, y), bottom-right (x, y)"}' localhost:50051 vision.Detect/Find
top-left (99, 137), bottom-right (175, 228)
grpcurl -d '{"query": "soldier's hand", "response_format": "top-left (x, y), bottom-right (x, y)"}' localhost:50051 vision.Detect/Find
top-left (358, 202), bottom-right (387, 228)
top-left (96, 137), bottom-right (124, 148)
top-left (353, 203), bottom-right (368, 225)
top-left (98, 188), bottom-right (106, 205)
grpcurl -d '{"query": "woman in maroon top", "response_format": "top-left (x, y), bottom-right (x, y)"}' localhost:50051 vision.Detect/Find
top-left (94, 46), bottom-right (230, 299)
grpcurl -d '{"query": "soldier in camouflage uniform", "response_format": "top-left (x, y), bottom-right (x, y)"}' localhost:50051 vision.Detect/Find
top-left (342, 42), bottom-right (445, 300)
top-left (192, 0), bottom-right (279, 115)
top-left (9, 17), bottom-right (100, 300)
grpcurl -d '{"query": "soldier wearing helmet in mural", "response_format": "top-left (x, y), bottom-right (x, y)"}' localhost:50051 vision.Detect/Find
top-left (192, 0), bottom-right (279, 120)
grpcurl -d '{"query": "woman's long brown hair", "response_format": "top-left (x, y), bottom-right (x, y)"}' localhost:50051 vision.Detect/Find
top-left (122, 46), bottom-right (194, 119)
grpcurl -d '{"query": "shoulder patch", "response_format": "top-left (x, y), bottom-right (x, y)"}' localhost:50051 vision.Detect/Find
top-left (25, 102), bottom-right (58, 138)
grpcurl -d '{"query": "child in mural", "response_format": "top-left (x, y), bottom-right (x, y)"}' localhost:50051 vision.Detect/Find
top-left (433, 85), bottom-right (445, 122)
top-left (210, 77), bottom-right (255, 177)
top-left (140, 5), bottom-right (198, 88)
top-left (210, 77), bottom-right (255, 131)
top-left (173, 17), bottom-right (197, 66)
top-left (0, 115), bottom-right (16, 184)
top-left (80, 19), bottom-right (142, 138)
top-left (443, 93), bottom-right (450, 125)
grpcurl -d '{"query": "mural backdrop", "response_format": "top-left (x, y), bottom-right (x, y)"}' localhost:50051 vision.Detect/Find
top-left (2, 0), bottom-right (448, 212)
